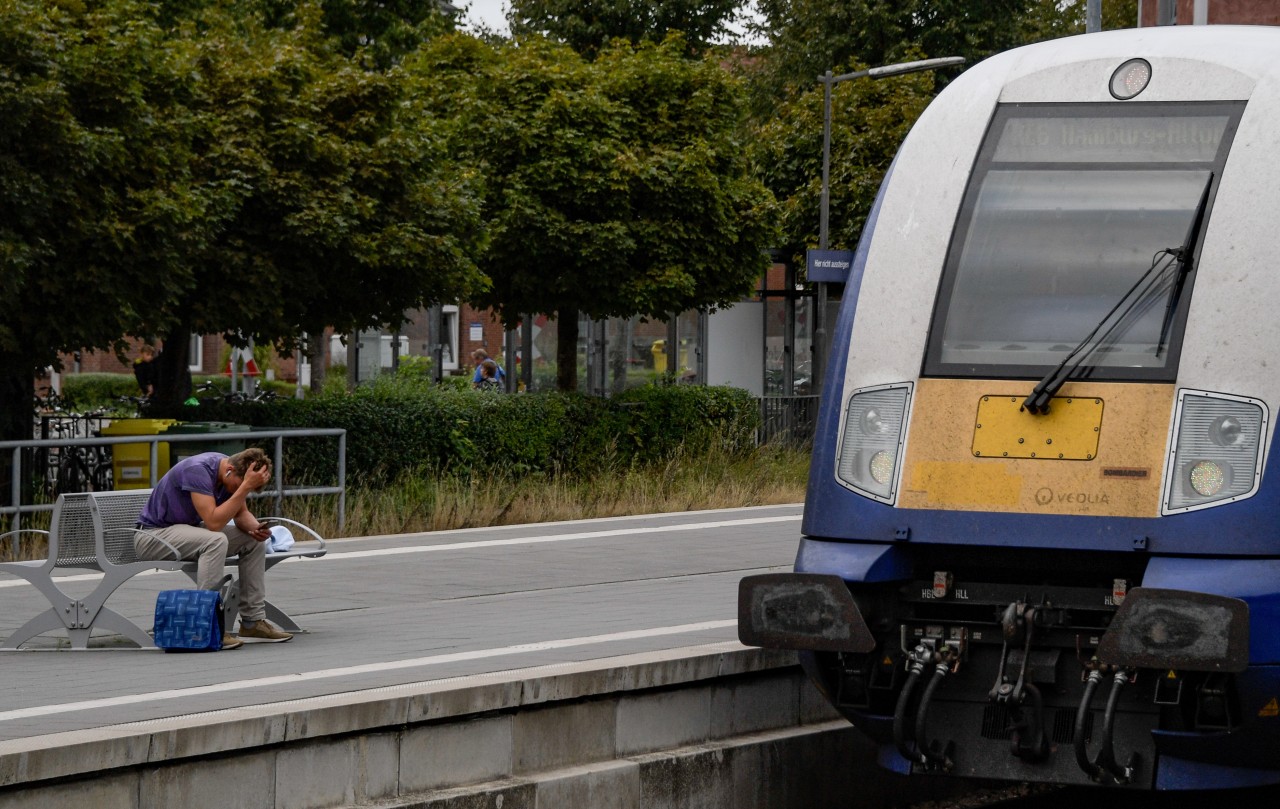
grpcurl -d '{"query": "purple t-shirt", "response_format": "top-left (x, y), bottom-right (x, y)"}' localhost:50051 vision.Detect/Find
top-left (138, 453), bottom-right (231, 528)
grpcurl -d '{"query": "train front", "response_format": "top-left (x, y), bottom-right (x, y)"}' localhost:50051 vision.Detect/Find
top-left (739, 27), bottom-right (1280, 790)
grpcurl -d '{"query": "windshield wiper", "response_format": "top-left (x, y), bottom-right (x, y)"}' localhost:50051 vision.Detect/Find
top-left (1155, 174), bottom-right (1214, 357)
top-left (1022, 174), bottom-right (1213, 416)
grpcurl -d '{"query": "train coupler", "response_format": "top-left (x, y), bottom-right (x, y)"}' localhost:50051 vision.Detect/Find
top-left (988, 602), bottom-right (1050, 761)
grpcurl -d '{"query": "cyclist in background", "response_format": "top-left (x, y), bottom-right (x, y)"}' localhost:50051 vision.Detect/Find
top-left (133, 344), bottom-right (159, 398)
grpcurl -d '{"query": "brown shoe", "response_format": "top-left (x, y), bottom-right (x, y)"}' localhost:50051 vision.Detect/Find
top-left (220, 634), bottom-right (244, 651)
top-left (237, 620), bottom-right (292, 643)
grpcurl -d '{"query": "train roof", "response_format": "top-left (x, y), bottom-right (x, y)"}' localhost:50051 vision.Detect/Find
top-left (959, 25), bottom-right (1280, 102)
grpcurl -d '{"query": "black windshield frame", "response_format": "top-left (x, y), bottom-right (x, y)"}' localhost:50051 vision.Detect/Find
top-left (922, 101), bottom-right (1244, 381)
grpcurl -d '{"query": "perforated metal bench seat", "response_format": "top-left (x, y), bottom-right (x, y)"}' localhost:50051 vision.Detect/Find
top-left (0, 490), bottom-right (326, 649)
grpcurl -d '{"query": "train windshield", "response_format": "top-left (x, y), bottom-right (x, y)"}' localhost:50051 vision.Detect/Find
top-left (924, 102), bottom-right (1243, 380)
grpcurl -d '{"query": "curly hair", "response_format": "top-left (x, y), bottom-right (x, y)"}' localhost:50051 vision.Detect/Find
top-left (227, 447), bottom-right (272, 478)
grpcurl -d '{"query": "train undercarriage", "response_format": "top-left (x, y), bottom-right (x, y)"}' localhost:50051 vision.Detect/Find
top-left (740, 544), bottom-right (1274, 789)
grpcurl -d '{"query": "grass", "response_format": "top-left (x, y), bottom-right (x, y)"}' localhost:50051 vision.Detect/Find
top-left (278, 443), bottom-right (810, 538)
top-left (1, 444), bottom-right (811, 559)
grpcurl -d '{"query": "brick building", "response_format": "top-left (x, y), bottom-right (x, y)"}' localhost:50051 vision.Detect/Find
top-left (1139, 0), bottom-right (1280, 26)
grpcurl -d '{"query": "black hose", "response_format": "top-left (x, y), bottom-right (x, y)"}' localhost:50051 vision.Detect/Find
top-left (914, 665), bottom-right (951, 769)
top-left (893, 668), bottom-right (925, 765)
top-left (1019, 683), bottom-right (1048, 761)
top-left (1095, 671), bottom-right (1130, 782)
top-left (1074, 670), bottom-right (1103, 779)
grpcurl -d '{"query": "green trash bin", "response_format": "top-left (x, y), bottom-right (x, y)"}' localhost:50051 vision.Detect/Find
top-left (163, 422), bottom-right (250, 468)
top-left (99, 418), bottom-right (179, 490)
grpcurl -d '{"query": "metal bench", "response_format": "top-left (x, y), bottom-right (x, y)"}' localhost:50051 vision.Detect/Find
top-left (0, 490), bottom-right (326, 649)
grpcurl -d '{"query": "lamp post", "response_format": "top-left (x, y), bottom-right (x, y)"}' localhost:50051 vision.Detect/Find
top-left (812, 56), bottom-right (964, 396)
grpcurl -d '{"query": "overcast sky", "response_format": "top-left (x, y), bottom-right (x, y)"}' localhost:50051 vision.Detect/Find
top-left (455, 1), bottom-right (764, 43)
top-left (459, 0), bottom-right (511, 35)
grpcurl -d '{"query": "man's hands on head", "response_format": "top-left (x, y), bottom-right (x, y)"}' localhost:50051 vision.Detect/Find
top-left (242, 461), bottom-right (271, 492)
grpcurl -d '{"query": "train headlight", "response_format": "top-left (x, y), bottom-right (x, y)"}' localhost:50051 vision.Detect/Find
top-left (869, 450), bottom-right (896, 485)
top-left (837, 384), bottom-right (912, 503)
top-left (1109, 58), bottom-right (1151, 100)
top-left (1163, 391), bottom-right (1267, 514)
top-left (1188, 460), bottom-right (1226, 497)
top-left (1208, 415), bottom-right (1243, 446)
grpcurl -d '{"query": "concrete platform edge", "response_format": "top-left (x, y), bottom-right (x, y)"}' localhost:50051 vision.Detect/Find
top-left (0, 643), bottom-right (801, 791)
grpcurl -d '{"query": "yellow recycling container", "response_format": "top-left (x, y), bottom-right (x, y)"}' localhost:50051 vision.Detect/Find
top-left (652, 340), bottom-right (667, 373)
top-left (650, 340), bottom-right (690, 374)
top-left (99, 418), bottom-right (178, 490)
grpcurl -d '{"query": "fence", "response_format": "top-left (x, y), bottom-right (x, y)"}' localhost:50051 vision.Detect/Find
top-left (758, 395), bottom-right (820, 447)
top-left (0, 428), bottom-right (346, 550)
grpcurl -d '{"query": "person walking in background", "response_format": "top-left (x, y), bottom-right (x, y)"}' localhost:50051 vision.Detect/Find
top-left (133, 448), bottom-right (293, 650)
top-left (133, 344), bottom-right (159, 397)
top-left (476, 359), bottom-right (503, 391)
top-left (471, 348), bottom-right (506, 388)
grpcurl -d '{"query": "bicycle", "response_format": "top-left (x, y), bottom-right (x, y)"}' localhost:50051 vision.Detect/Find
top-left (42, 414), bottom-right (113, 497)
top-left (114, 393), bottom-right (152, 418)
top-left (191, 380), bottom-right (277, 404)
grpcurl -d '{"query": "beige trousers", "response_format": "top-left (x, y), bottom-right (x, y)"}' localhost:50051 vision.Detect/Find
top-left (134, 524), bottom-right (267, 623)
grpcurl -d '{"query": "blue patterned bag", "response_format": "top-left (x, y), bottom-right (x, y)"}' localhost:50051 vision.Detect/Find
top-left (153, 590), bottom-right (223, 652)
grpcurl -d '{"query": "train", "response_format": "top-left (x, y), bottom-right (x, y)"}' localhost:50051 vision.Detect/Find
top-left (739, 25), bottom-right (1280, 790)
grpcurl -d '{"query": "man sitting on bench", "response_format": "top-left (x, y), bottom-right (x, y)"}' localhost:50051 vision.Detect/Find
top-left (134, 447), bottom-right (293, 650)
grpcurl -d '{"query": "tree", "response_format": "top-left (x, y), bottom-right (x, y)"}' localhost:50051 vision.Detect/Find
top-left (144, 3), bottom-right (487, 407)
top-left (750, 0), bottom-right (1033, 103)
top-left (314, 0), bottom-right (459, 67)
top-left (746, 0), bottom-right (1138, 115)
top-left (508, 0), bottom-right (743, 57)
top-left (749, 67), bottom-right (935, 263)
top-left (0, 0), bottom-right (211, 440)
top-left (415, 34), bottom-right (777, 390)
top-left (744, 0), bottom-right (1141, 260)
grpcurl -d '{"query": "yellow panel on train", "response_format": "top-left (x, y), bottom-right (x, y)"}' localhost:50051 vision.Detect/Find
top-left (972, 394), bottom-right (1102, 460)
top-left (898, 379), bottom-right (1174, 517)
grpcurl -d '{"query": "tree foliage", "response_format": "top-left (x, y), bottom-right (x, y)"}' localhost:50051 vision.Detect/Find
top-left (508, 0), bottom-right (742, 57)
top-left (143, 4), bottom-right (486, 408)
top-left (0, 0), bottom-right (210, 437)
top-left (0, 0), bottom-right (487, 430)
top-left (751, 0), bottom-right (1036, 101)
top-left (415, 33), bottom-right (777, 389)
top-left (749, 69), bottom-right (935, 265)
top-left (745, 0), bottom-right (1142, 263)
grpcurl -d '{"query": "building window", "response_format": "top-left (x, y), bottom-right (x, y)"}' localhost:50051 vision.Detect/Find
top-left (442, 305), bottom-right (459, 370)
top-left (188, 334), bottom-right (204, 372)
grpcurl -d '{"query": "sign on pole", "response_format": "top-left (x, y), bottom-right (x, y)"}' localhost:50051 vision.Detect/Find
top-left (806, 249), bottom-right (855, 283)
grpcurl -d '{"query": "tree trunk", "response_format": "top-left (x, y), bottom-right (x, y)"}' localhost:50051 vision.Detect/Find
top-left (306, 330), bottom-right (326, 394)
top-left (0, 366), bottom-right (33, 443)
top-left (152, 329), bottom-right (193, 415)
top-left (555, 310), bottom-right (579, 392)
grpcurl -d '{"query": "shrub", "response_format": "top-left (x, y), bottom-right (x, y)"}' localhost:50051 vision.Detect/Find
top-left (60, 373), bottom-right (143, 411)
top-left (175, 377), bottom-right (759, 485)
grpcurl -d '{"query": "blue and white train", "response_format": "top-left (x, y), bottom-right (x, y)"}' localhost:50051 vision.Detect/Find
top-left (740, 25), bottom-right (1280, 790)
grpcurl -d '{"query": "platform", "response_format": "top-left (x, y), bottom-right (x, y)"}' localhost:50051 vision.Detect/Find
top-left (0, 504), bottom-right (854, 808)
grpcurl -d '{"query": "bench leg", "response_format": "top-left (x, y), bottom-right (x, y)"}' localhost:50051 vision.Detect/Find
top-left (187, 566), bottom-right (306, 633)
top-left (2, 609), bottom-right (66, 649)
top-left (90, 608), bottom-right (158, 649)
top-left (263, 600), bottom-right (304, 633)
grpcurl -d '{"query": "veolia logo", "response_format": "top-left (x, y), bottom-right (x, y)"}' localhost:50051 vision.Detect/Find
top-left (1035, 487), bottom-right (1110, 507)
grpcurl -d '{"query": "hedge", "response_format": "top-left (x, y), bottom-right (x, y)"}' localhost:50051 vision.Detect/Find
top-left (172, 377), bottom-right (759, 485)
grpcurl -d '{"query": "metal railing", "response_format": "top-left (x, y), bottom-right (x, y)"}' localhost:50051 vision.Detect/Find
top-left (1, 429), bottom-right (346, 548)
top-left (758, 395), bottom-right (820, 447)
